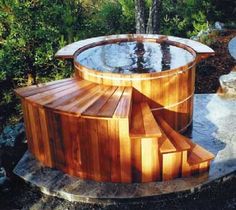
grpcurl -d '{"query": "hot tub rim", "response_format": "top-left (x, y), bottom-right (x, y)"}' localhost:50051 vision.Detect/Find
top-left (73, 37), bottom-right (197, 80)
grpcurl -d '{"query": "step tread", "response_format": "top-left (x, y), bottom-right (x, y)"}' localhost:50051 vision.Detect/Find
top-left (130, 102), bottom-right (162, 138)
top-left (159, 134), bottom-right (177, 153)
top-left (156, 117), bottom-right (191, 151)
top-left (188, 144), bottom-right (215, 165)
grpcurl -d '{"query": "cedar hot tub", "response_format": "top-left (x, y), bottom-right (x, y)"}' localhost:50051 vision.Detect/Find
top-left (74, 36), bottom-right (197, 131)
top-left (15, 34), bottom-right (215, 183)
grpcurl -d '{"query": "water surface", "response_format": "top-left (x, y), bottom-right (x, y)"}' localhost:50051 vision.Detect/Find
top-left (76, 41), bottom-right (194, 74)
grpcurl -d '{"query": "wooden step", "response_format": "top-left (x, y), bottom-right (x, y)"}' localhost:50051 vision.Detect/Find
top-left (156, 117), bottom-right (191, 151)
top-left (130, 102), bottom-right (162, 138)
top-left (188, 144), bottom-right (215, 165)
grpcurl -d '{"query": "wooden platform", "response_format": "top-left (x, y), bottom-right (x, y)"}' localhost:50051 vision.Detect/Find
top-left (15, 77), bottom-right (214, 183)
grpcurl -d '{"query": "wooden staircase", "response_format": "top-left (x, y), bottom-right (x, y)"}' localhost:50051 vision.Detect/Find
top-left (15, 77), bottom-right (214, 183)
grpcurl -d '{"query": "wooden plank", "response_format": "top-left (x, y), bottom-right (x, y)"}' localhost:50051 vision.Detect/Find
top-left (130, 104), bottom-right (145, 138)
top-left (140, 102), bottom-right (162, 137)
top-left (181, 150), bottom-right (191, 177)
top-left (15, 78), bottom-right (75, 97)
top-left (68, 116), bottom-right (81, 177)
top-left (141, 138), bottom-right (159, 182)
top-left (77, 118), bottom-right (91, 179)
top-left (158, 134), bottom-right (176, 154)
top-left (86, 119), bottom-right (101, 181)
top-left (45, 81), bottom-right (95, 108)
top-left (119, 118), bottom-right (131, 183)
top-left (27, 80), bottom-right (92, 105)
top-left (108, 119), bottom-right (121, 182)
top-left (97, 119), bottom-right (111, 182)
top-left (96, 87), bottom-right (124, 118)
top-left (199, 161), bottom-right (209, 173)
top-left (162, 152), bottom-right (181, 181)
top-left (152, 138), bottom-right (160, 181)
top-left (157, 116), bottom-right (191, 151)
top-left (188, 144), bottom-right (214, 165)
top-left (56, 85), bottom-right (104, 115)
top-left (68, 86), bottom-right (111, 114)
top-left (131, 138), bottom-right (141, 183)
top-left (21, 100), bottom-right (34, 154)
top-left (27, 104), bottom-right (41, 161)
top-left (82, 86), bottom-right (117, 116)
top-left (50, 112), bottom-right (66, 170)
top-left (38, 107), bottom-right (53, 167)
top-left (60, 114), bottom-right (74, 175)
top-left (113, 87), bottom-right (133, 119)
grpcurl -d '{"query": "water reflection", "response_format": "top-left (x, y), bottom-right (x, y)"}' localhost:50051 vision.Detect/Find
top-left (77, 41), bottom-right (194, 74)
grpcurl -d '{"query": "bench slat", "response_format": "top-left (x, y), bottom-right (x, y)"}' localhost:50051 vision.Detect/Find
top-left (15, 78), bottom-right (75, 97)
top-left (82, 86), bottom-right (118, 116)
top-left (97, 87), bottom-right (125, 118)
top-left (113, 87), bottom-right (133, 119)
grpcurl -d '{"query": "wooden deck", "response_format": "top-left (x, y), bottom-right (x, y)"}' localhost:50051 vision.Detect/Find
top-left (15, 77), bottom-right (214, 183)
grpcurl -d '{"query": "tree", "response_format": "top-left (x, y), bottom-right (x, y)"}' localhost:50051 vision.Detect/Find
top-left (135, 0), bottom-right (161, 34)
top-left (135, 0), bottom-right (146, 33)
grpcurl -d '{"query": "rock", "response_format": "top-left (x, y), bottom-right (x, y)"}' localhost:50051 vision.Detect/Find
top-left (228, 37), bottom-right (236, 60)
top-left (214, 22), bottom-right (225, 30)
top-left (190, 36), bottom-right (199, 41)
top-left (0, 123), bottom-right (25, 148)
top-left (0, 167), bottom-right (7, 186)
top-left (219, 71), bottom-right (236, 95)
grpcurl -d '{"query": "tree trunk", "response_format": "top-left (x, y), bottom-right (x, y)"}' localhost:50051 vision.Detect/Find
top-left (146, 0), bottom-right (161, 34)
top-left (135, 0), bottom-right (146, 34)
top-left (152, 0), bottom-right (161, 34)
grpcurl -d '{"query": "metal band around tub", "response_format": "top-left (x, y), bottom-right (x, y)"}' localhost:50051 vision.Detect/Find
top-left (151, 89), bottom-right (195, 111)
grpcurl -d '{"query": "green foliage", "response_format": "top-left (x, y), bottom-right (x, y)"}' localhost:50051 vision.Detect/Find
top-left (160, 0), bottom-right (215, 37)
top-left (0, 0), bottom-right (232, 129)
top-left (0, 0), bottom-right (81, 128)
top-left (82, 1), bottom-right (135, 37)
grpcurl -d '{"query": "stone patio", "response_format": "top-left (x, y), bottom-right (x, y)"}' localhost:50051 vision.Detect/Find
top-left (14, 93), bottom-right (236, 204)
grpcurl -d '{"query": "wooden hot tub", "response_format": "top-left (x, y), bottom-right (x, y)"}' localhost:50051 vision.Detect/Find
top-left (74, 36), bottom-right (197, 132)
top-left (15, 34), bottom-right (215, 183)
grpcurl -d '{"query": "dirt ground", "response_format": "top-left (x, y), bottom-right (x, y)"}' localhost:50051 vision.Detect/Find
top-left (196, 30), bottom-right (236, 93)
top-left (0, 31), bottom-right (236, 210)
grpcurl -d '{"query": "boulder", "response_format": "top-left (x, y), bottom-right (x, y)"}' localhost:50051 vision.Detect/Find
top-left (214, 22), bottom-right (225, 30)
top-left (0, 167), bottom-right (7, 186)
top-left (219, 71), bottom-right (236, 95)
top-left (0, 123), bottom-right (25, 148)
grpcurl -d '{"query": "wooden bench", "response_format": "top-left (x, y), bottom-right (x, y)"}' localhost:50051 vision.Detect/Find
top-left (15, 78), bottom-right (133, 119)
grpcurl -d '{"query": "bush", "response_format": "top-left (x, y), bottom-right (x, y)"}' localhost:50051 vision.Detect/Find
top-left (0, 0), bottom-right (83, 129)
